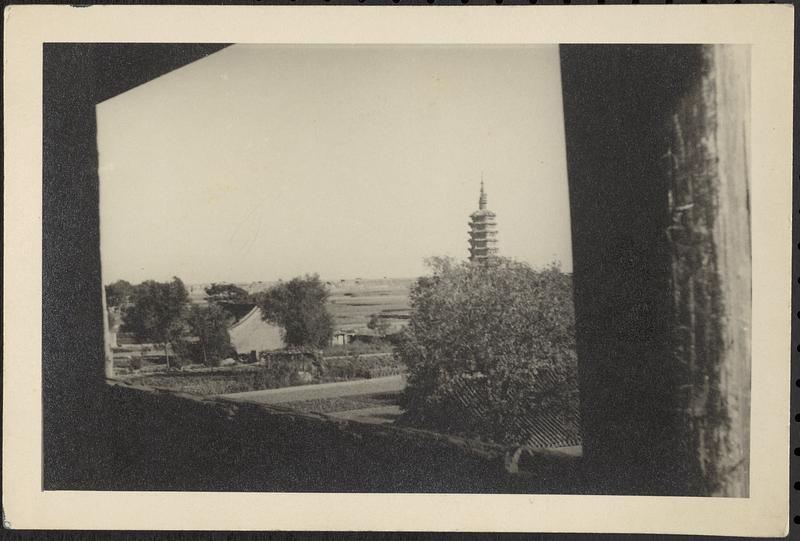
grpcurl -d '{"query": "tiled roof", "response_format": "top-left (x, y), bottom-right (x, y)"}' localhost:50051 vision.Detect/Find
top-left (447, 373), bottom-right (582, 449)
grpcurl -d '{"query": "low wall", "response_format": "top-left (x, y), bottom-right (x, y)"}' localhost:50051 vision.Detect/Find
top-left (52, 382), bottom-right (583, 493)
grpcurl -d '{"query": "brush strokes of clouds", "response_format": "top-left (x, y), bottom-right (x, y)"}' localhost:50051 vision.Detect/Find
top-left (98, 44), bottom-right (573, 284)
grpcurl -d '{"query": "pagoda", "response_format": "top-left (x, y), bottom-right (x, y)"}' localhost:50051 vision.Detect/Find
top-left (468, 181), bottom-right (498, 263)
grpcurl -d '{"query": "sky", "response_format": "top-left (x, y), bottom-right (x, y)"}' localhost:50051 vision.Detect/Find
top-left (97, 44), bottom-right (573, 284)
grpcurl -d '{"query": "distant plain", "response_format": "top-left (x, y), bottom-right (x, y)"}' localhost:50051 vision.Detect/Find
top-left (187, 277), bottom-right (414, 332)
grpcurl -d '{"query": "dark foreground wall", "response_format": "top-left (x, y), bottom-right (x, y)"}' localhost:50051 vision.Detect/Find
top-left (42, 43), bottom-right (232, 490)
top-left (561, 45), bottom-right (751, 496)
top-left (55, 383), bottom-right (580, 493)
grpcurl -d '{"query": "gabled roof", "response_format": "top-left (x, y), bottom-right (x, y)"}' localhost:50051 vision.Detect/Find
top-left (228, 306), bottom-right (284, 354)
top-left (219, 302), bottom-right (258, 323)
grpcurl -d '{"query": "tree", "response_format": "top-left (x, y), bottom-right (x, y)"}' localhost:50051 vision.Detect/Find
top-left (185, 304), bottom-right (235, 366)
top-left (121, 277), bottom-right (189, 369)
top-left (397, 256), bottom-right (579, 444)
top-left (256, 274), bottom-right (334, 348)
top-left (105, 279), bottom-right (133, 308)
top-left (367, 313), bottom-right (392, 337)
top-left (204, 283), bottom-right (250, 303)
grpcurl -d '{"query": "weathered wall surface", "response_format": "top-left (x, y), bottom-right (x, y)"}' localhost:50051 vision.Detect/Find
top-left (561, 44), bottom-right (751, 496)
top-left (665, 45), bottom-right (751, 497)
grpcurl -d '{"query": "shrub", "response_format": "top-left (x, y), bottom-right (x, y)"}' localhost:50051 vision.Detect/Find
top-left (131, 365), bottom-right (302, 395)
top-left (325, 356), bottom-right (372, 380)
top-left (323, 339), bottom-right (392, 357)
top-left (397, 256), bottom-right (579, 445)
top-left (367, 313), bottom-right (392, 337)
top-left (256, 274), bottom-right (334, 348)
top-left (184, 304), bottom-right (236, 366)
top-left (264, 358), bottom-right (300, 387)
top-left (120, 277), bottom-right (188, 370)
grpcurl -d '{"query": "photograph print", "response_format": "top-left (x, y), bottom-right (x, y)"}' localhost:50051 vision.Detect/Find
top-left (43, 42), bottom-right (752, 498)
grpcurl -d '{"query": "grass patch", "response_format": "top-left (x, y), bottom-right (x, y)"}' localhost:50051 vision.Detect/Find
top-left (129, 368), bottom-right (297, 395)
top-left (323, 340), bottom-right (394, 357)
top-left (323, 353), bottom-right (406, 379)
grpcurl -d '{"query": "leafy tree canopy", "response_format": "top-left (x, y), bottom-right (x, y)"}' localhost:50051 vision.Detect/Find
top-left (204, 283), bottom-right (251, 303)
top-left (184, 303), bottom-right (235, 366)
top-left (105, 279), bottom-right (134, 308)
top-left (121, 277), bottom-right (189, 352)
top-left (367, 313), bottom-right (392, 337)
top-left (256, 274), bottom-right (334, 349)
top-left (397, 256), bottom-right (579, 444)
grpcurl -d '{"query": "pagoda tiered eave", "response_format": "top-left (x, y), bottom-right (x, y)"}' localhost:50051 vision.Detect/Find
top-left (467, 181), bottom-right (499, 263)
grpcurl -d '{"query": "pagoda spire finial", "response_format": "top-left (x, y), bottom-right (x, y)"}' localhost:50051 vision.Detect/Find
top-left (479, 177), bottom-right (487, 210)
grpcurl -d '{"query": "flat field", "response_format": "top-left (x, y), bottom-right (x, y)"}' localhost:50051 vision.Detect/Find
top-left (326, 278), bottom-right (413, 331)
top-left (190, 277), bottom-right (416, 332)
